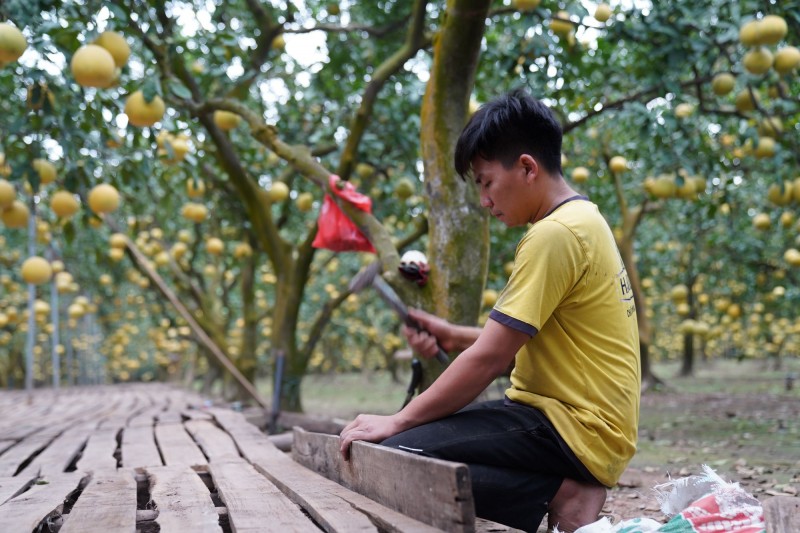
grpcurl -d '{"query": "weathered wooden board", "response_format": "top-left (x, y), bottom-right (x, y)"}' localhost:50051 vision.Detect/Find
top-left (764, 495), bottom-right (800, 533)
top-left (293, 427), bottom-right (475, 532)
top-left (155, 423), bottom-right (208, 467)
top-left (185, 420), bottom-right (241, 461)
top-left (60, 470), bottom-right (137, 533)
top-left (20, 423), bottom-right (93, 477)
top-left (211, 408), bottom-right (440, 533)
top-left (0, 430), bottom-right (59, 477)
top-left (0, 472), bottom-right (86, 531)
top-left (121, 425), bottom-right (162, 469)
top-left (182, 408), bottom-right (214, 421)
top-left (0, 474), bottom-right (38, 506)
top-left (147, 465), bottom-right (221, 532)
top-left (209, 459), bottom-right (318, 532)
top-left (76, 428), bottom-right (119, 471)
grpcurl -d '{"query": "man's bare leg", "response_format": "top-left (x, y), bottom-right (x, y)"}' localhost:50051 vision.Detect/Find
top-left (547, 478), bottom-right (607, 532)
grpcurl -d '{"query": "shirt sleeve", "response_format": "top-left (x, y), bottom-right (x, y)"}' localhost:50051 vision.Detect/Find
top-left (491, 220), bottom-right (587, 333)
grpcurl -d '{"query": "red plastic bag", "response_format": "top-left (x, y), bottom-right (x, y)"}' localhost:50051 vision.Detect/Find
top-left (312, 175), bottom-right (376, 253)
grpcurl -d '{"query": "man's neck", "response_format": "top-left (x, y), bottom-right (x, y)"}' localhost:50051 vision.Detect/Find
top-left (530, 178), bottom-right (581, 224)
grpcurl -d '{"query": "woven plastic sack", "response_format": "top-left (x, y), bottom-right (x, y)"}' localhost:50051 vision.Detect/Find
top-left (573, 466), bottom-right (765, 533)
top-left (312, 174), bottom-right (375, 253)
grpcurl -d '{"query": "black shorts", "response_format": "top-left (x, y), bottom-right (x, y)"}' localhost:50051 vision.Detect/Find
top-left (381, 398), bottom-right (601, 532)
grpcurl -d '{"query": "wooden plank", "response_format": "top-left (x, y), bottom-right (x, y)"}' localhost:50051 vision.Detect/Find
top-left (475, 517), bottom-right (524, 532)
top-left (0, 440), bottom-right (18, 456)
top-left (764, 495), bottom-right (800, 533)
top-left (182, 408), bottom-right (214, 421)
top-left (121, 425), bottom-right (162, 469)
top-left (0, 474), bottom-right (38, 505)
top-left (60, 469), bottom-right (137, 533)
top-left (155, 423), bottom-right (208, 467)
top-left (76, 428), bottom-right (119, 472)
top-left (185, 420), bottom-right (241, 461)
top-left (20, 423), bottom-right (93, 477)
top-left (147, 465), bottom-right (221, 532)
top-left (293, 427), bottom-right (475, 532)
top-left (157, 411), bottom-right (184, 424)
top-left (209, 459), bottom-right (318, 532)
top-left (0, 472), bottom-right (86, 531)
top-left (211, 408), bottom-right (439, 533)
top-left (0, 431), bottom-right (60, 477)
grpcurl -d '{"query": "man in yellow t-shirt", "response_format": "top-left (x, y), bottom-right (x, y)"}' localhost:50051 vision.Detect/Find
top-left (339, 89), bottom-right (641, 533)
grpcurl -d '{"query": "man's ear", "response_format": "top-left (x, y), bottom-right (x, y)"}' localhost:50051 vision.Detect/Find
top-left (519, 154), bottom-right (538, 182)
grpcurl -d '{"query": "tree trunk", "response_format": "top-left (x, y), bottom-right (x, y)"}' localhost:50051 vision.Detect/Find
top-left (239, 253), bottom-right (259, 386)
top-left (419, 0), bottom-right (491, 388)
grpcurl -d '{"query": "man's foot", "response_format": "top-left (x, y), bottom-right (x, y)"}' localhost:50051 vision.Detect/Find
top-left (546, 478), bottom-right (607, 532)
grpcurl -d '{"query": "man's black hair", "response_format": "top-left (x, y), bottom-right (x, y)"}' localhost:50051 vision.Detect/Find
top-left (454, 88), bottom-right (563, 179)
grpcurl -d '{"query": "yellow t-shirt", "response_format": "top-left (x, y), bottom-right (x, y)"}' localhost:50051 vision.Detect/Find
top-left (490, 198), bottom-right (640, 487)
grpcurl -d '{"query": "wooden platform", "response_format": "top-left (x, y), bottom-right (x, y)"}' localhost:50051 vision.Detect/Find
top-left (0, 384), bottom-right (518, 532)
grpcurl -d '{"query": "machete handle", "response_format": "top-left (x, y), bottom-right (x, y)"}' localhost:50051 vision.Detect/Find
top-left (405, 316), bottom-right (450, 367)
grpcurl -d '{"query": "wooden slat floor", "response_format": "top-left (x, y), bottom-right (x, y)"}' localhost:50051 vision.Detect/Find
top-left (0, 383), bottom-right (464, 533)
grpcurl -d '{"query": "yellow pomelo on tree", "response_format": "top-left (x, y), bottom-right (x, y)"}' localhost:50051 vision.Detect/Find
top-left (171, 242), bottom-right (188, 260)
top-left (743, 47), bottom-right (773, 75)
top-left (394, 177), bottom-right (415, 199)
top-left (186, 178), bottom-right (205, 198)
top-left (213, 110), bottom-right (241, 131)
top-left (759, 15), bottom-right (787, 45)
top-left (594, 3), bottom-right (612, 23)
top-left (767, 183), bottom-right (792, 206)
top-left (773, 46), bottom-right (800, 74)
top-left (88, 183), bottom-right (120, 214)
top-left (233, 242), bottom-right (253, 258)
top-left (93, 31), bottom-right (130, 67)
top-left (571, 166), bottom-right (590, 184)
top-left (670, 284), bottom-right (688, 302)
top-left (0, 22), bottom-right (27, 63)
top-left (513, 0), bottom-right (541, 11)
top-left (734, 90), bottom-right (758, 112)
top-left (1, 199), bottom-right (29, 228)
top-left (109, 247), bottom-right (125, 262)
top-left (206, 237), bottom-right (224, 255)
top-left (784, 248), bottom-right (800, 267)
top-left (32, 158), bottom-right (57, 184)
top-left (550, 11), bottom-right (574, 37)
top-left (109, 233), bottom-right (127, 249)
top-left (268, 181), bottom-right (290, 202)
top-left (675, 103), bottom-right (694, 118)
top-left (739, 20), bottom-right (763, 47)
top-left (272, 34), bottom-right (286, 49)
top-left (758, 117), bottom-right (783, 137)
top-left (125, 90), bottom-right (166, 127)
top-left (711, 73), bottom-right (735, 95)
top-left (21, 256), bottom-right (53, 285)
top-left (779, 211), bottom-right (794, 229)
top-left (752, 212), bottom-right (771, 230)
top-left (754, 137), bottom-right (776, 158)
top-left (0, 178), bottom-right (16, 208)
top-left (181, 202), bottom-right (208, 223)
top-left (482, 289), bottom-right (498, 308)
top-left (355, 163), bottom-right (374, 178)
top-left (609, 155), bottom-right (627, 173)
top-left (50, 190), bottom-right (80, 218)
top-left (296, 192), bottom-right (314, 212)
top-left (70, 44), bottom-right (116, 88)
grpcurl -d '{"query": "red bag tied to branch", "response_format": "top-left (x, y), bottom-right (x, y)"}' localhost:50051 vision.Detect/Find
top-left (312, 174), bottom-right (376, 253)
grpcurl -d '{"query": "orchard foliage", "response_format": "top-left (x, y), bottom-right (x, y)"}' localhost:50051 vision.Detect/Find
top-left (1, 0), bottom-right (799, 405)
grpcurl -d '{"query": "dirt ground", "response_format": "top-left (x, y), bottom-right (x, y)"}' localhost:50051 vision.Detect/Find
top-left (600, 387), bottom-right (800, 527)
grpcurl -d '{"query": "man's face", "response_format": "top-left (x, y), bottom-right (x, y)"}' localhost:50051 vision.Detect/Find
top-left (472, 156), bottom-right (533, 228)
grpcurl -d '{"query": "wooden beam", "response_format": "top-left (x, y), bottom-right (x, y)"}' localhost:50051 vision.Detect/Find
top-left (60, 470), bottom-right (137, 533)
top-left (210, 458), bottom-right (318, 532)
top-left (155, 423), bottom-right (208, 467)
top-left (292, 427), bottom-right (475, 532)
top-left (764, 495), bottom-right (800, 533)
top-left (0, 472), bottom-right (87, 531)
top-left (210, 407), bottom-right (440, 533)
top-left (184, 420), bottom-right (241, 461)
top-left (147, 465), bottom-right (222, 532)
